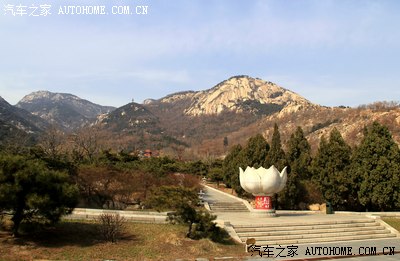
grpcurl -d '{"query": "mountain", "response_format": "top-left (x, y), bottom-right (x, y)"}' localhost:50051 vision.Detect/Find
top-left (124, 76), bottom-right (400, 158)
top-left (146, 76), bottom-right (318, 139)
top-left (99, 75), bottom-right (321, 154)
top-left (16, 91), bottom-right (115, 131)
top-left (161, 75), bottom-right (317, 116)
top-left (5, 75), bottom-right (399, 159)
top-left (97, 102), bottom-right (186, 150)
top-left (0, 96), bottom-right (48, 146)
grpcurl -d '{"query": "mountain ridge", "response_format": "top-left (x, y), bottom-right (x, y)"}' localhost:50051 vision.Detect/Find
top-left (2, 76), bottom-right (399, 159)
top-left (157, 75), bottom-right (318, 116)
top-left (16, 90), bottom-right (115, 131)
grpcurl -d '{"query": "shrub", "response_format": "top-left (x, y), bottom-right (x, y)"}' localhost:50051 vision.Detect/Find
top-left (168, 203), bottom-right (230, 243)
top-left (97, 213), bottom-right (126, 243)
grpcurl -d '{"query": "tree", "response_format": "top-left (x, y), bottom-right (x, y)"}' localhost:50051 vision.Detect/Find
top-left (222, 144), bottom-right (244, 194)
top-left (223, 136), bottom-right (229, 149)
top-left (350, 122), bottom-right (400, 211)
top-left (38, 125), bottom-right (66, 160)
top-left (147, 186), bottom-right (228, 242)
top-left (0, 154), bottom-right (79, 236)
top-left (223, 134), bottom-right (270, 196)
top-left (208, 167), bottom-right (224, 187)
top-left (287, 127), bottom-right (312, 180)
top-left (310, 128), bottom-right (353, 210)
top-left (265, 123), bottom-right (286, 170)
top-left (241, 134), bottom-right (270, 168)
top-left (70, 127), bottom-right (104, 163)
top-left (279, 127), bottom-right (312, 209)
top-left (145, 186), bottom-right (199, 211)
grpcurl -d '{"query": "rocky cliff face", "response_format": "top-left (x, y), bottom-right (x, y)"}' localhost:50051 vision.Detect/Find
top-left (17, 91), bottom-right (115, 131)
top-left (160, 76), bottom-right (317, 116)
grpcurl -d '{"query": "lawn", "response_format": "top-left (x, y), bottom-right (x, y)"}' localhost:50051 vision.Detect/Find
top-left (382, 217), bottom-right (400, 232)
top-left (0, 220), bottom-right (246, 260)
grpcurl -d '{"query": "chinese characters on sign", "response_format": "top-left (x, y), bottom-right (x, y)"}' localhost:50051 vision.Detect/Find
top-left (4, 4), bottom-right (51, 16)
top-left (247, 244), bottom-right (299, 258)
top-left (254, 195), bottom-right (272, 209)
top-left (247, 244), bottom-right (397, 257)
top-left (3, 4), bottom-right (149, 16)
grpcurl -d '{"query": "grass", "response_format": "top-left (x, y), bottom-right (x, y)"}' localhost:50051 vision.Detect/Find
top-left (0, 219), bottom-right (246, 260)
top-left (382, 217), bottom-right (400, 232)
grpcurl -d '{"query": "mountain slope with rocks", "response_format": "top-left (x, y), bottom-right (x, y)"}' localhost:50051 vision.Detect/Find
top-left (159, 75), bottom-right (318, 116)
top-left (0, 96), bottom-right (48, 146)
top-left (16, 91), bottom-right (115, 131)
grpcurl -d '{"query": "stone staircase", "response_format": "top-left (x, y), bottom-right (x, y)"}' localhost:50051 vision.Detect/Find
top-left (234, 219), bottom-right (397, 245)
top-left (209, 201), bottom-right (249, 212)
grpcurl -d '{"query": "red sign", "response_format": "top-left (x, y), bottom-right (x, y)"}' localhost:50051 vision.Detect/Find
top-left (255, 196), bottom-right (272, 210)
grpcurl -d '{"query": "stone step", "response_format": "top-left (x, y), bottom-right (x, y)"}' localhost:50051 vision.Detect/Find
top-left (237, 224), bottom-right (384, 237)
top-left (234, 219), bottom-right (397, 245)
top-left (234, 221), bottom-right (379, 233)
top-left (210, 206), bottom-right (247, 209)
top-left (233, 219), bottom-right (375, 229)
top-left (240, 228), bottom-right (391, 242)
top-left (252, 233), bottom-right (397, 246)
top-left (210, 202), bottom-right (244, 204)
top-left (209, 202), bottom-right (249, 212)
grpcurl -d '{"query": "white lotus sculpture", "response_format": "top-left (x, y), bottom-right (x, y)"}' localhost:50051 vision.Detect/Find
top-left (239, 165), bottom-right (287, 212)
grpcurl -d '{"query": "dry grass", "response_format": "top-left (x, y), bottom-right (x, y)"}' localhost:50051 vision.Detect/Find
top-left (383, 217), bottom-right (400, 232)
top-left (0, 220), bottom-right (246, 260)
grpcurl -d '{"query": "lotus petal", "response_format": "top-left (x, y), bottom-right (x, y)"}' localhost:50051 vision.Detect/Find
top-left (259, 165), bottom-right (281, 195)
top-left (239, 165), bottom-right (288, 196)
top-left (276, 166), bottom-right (288, 193)
top-left (239, 166), bottom-right (262, 194)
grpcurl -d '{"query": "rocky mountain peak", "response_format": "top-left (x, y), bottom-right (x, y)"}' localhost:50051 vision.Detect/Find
top-left (182, 75), bottom-right (316, 116)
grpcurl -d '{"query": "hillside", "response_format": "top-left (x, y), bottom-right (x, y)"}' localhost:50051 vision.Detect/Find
top-left (195, 104), bottom-right (400, 157)
top-left (100, 75), bottom-right (323, 156)
top-left (97, 102), bottom-right (186, 150)
top-left (0, 96), bottom-right (48, 146)
top-left (16, 91), bottom-right (115, 131)
top-left (3, 76), bottom-right (400, 159)
top-left (159, 75), bottom-right (317, 116)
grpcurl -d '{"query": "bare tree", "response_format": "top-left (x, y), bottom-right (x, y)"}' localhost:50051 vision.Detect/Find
top-left (70, 127), bottom-right (103, 162)
top-left (38, 125), bottom-right (66, 158)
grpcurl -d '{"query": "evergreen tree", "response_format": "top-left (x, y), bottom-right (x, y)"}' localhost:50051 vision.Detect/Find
top-left (0, 154), bottom-right (79, 236)
top-left (223, 136), bottom-right (229, 148)
top-left (350, 122), bottom-right (400, 211)
top-left (241, 134), bottom-right (270, 168)
top-left (265, 123), bottom-right (286, 170)
top-left (287, 127), bottom-right (312, 180)
top-left (222, 144), bottom-right (245, 194)
top-left (222, 133), bottom-right (270, 196)
top-left (310, 128), bottom-right (353, 210)
top-left (279, 127), bottom-right (312, 209)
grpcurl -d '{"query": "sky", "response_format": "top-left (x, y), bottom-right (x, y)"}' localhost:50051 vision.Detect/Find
top-left (1, 0), bottom-right (399, 108)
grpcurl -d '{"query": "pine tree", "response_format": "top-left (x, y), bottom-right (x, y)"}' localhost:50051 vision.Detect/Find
top-left (222, 133), bottom-right (270, 196)
top-left (287, 127), bottom-right (311, 180)
top-left (241, 133), bottom-right (270, 168)
top-left (0, 153), bottom-right (79, 236)
top-left (222, 144), bottom-right (244, 194)
top-left (265, 123), bottom-right (286, 170)
top-left (280, 127), bottom-right (312, 209)
top-left (350, 122), bottom-right (400, 211)
top-left (310, 128), bottom-right (353, 210)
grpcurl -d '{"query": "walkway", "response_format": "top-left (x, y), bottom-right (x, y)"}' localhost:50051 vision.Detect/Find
top-left (202, 185), bottom-right (400, 261)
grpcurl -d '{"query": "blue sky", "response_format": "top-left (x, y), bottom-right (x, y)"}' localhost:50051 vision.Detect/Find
top-left (1, 0), bottom-right (399, 107)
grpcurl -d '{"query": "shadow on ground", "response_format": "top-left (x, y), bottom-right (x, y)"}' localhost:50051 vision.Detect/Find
top-left (0, 221), bottom-right (138, 248)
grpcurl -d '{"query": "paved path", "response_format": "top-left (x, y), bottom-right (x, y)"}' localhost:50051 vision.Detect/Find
top-left (202, 185), bottom-right (400, 261)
